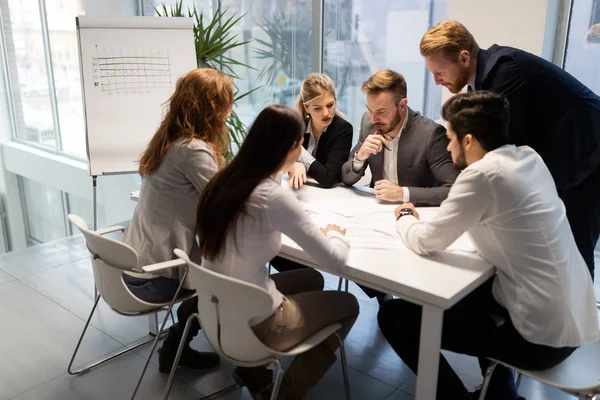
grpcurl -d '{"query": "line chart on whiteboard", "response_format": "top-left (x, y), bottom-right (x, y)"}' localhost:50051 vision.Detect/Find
top-left (93, 45), bottom-right (173, 92)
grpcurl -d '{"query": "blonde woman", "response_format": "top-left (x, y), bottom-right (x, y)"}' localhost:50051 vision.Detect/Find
top-left (122, 68), bottom-right (233, 373)
top-left (288, 73), bottom-right (353, 189)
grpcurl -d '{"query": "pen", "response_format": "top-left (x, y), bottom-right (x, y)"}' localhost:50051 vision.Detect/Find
top-left (376, 130), bottom-right (391, 151)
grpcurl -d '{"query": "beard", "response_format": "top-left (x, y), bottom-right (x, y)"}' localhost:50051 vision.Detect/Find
top-left (377, 109), bottom-right (403, 134)
top-left (453, 147), bottom-right (468, 170)
top-left (446, 66), bottom-right (471, 94)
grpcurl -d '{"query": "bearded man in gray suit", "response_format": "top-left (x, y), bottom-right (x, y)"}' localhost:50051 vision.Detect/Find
top-left (341, 69), bottom-right (458, 303)
top-left (342, 69), bottom-right (457, 208)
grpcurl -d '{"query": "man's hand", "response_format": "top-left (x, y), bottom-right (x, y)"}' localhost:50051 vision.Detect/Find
top-left (320, 224), bottom-right (347, 236)
top-left (374, 179), bottom-right (403, 202)
top-left (288, 162), bottom-right (307, 190)
top-left (356, 133), bottom-right (389, 161)
top-left (394, 203), bottom-right (420, 220)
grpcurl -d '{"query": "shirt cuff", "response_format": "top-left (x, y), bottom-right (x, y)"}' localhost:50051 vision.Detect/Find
top-left (402, 187), bottom-right (410, 203)
top-left (298, 148), bottom-right (316, 170)
top-left (352, 154), bottom-right (365, 173)
top-left (394, 214), bottom-right (420, 237)
top-left (326, 230), bottom-right (350, 247)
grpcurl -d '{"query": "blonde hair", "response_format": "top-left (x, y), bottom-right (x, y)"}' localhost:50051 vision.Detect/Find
top-left (294, 73), bottom-right (343, 120)
top-left (138, 68), bottom-right (234, 177)
top-left (361, 69), bottom-right (407, 102)
top-left (420, 20), bottom-right (480, 61)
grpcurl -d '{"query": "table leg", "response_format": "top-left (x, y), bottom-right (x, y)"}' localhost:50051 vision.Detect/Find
top-left (415, 304), bottom-right (444, 400)
top-left (148, 313), bottom-right (159, 336)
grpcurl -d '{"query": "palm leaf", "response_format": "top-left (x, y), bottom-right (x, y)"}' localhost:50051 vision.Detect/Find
top-left (156, 0), bottom-right (262, 160)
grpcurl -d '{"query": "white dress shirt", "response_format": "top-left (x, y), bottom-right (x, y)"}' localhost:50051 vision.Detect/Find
top-left (396, 145), bottom-right (598, 348)
top-left (298, 122), bottom-right (327, 170)
top-left (353, 113), bottom-right (410, 201)
top-left (202, 174), bottom-right (349, 323)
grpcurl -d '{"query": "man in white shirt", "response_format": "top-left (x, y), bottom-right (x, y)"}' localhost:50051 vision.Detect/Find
top-left (378, 91), bottom-right (598, 400)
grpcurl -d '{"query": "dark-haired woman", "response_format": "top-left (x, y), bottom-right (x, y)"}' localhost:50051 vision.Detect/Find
top-left (196, 105), bottom-right (359, 399)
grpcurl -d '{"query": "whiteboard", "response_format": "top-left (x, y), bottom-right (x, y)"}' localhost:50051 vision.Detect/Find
top-left (76, 16), bottom-right (197, 176)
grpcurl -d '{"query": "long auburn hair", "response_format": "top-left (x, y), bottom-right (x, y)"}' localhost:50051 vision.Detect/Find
top-left (196, 105), bottom-right (305, 261)
top-left (138, 68), bottom-right (234, 177)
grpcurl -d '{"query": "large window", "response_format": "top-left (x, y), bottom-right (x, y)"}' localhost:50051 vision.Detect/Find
top-left (564, 0), bottom-right (600, 94)
top-left (1, 0), bottom-right (58, 149)
top-left (45, 0), bottom-right (86, 157)
top-left (20, 176), bottom-right (67, 244)
top-left (324, 0), bottom-right (448, 137)
top-left (0, 0), bottom-right (87, 157)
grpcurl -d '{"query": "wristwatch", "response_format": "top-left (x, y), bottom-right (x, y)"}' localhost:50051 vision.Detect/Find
top-left (396, 207), bottom-right (415, 220)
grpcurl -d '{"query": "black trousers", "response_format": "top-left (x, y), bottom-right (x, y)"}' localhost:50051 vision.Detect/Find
top-left (559, 165), bottom-right (600, 280)
top-left (377, 278), bottom-right (575, 400)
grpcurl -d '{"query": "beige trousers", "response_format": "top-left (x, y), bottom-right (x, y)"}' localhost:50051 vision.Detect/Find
top-left (249, 268), bottom-right (359, 399)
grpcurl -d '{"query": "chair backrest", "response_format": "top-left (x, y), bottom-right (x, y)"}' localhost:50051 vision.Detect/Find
top-left (69, 214), bottom-right (154, 313)
top-left (174, 249), bottom-right (277, 363)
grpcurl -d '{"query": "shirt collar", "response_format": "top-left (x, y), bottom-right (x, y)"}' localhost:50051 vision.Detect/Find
top-left (305, 120), bottom-right (329, 135)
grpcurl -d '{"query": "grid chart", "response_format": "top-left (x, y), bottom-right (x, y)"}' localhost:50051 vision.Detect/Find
top-left (98, 47), bottom-right (172, 92)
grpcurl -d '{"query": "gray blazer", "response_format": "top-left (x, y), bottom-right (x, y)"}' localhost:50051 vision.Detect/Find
top-left (123, 139), bottom-right (218, 278)
top-left (341, 108), bottom-right (458, 206)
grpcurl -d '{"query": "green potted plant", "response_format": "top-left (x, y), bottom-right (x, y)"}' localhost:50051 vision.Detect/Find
top-left (156, 1), bottom-right (257, 160)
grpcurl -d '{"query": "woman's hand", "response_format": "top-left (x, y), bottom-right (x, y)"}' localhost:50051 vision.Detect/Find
top-left (288, 162), bottom-right (307, 190)
top-left (320, 224), bottom-right (347, 236)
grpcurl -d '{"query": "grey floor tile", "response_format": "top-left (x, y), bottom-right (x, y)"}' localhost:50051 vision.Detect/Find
top-left (10, 351), bottom-right (203, 400)
top-left (0, 240), bottom-right (88, 279)
top-left (0, 269), bottom-right (15, 285)
top-left (342, 299), bottom-right (414, 388)
top-left (21, 259), bottom-right (159, 345)
top-left (308, 362), bottom-right (397, 400)
top-left (0, 281), bottom-right (123, 400)
top-left (384, 389), bottom-right (414, 400)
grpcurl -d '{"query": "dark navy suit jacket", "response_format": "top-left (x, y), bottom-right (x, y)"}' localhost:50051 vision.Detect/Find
top-left (475, 45), bottom-right (600, 188)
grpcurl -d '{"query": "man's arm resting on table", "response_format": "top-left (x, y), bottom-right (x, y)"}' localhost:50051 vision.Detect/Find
top-left (395, 168), bottom-right (494, 255)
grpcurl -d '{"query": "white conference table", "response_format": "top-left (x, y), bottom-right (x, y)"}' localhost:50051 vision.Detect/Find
top-left (130, 181), bottom-right (495, 400)
top-left (276, 180), bottom-right (494, 400)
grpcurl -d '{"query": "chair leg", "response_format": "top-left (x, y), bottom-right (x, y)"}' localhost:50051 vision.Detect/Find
top-left (344, 279), bottom-right (349, 292)
top-left (337, 277), bottom-right (343, 291)
top-left (162, 314), bottom-right (199, 400)
top-left (270, 360), bottom-right (285, 400)
top-left (335, 333), bottom-right (351, 400)
top-left (479, 362), bottom-right (498, 400)
top-left (515, 371), bottom-right (523, 389)
top-left (131, 273), bottom-right (189, 400)
top-left (67, 294), bottom-right (101, 375)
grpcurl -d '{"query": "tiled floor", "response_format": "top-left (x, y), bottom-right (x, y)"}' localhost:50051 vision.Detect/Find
top-left (0, 235), bottom-right (597, 400)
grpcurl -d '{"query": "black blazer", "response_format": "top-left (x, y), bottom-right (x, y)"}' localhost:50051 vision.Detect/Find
top-left (341, 108), bottom-right (458, 207)
top-left (303, 114), bottom-right (353, 188)
top-left (475, 45), bottom-right (600, 189)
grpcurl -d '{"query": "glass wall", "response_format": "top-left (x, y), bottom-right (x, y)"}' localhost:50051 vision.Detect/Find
top-left (20, 176), bottom-right (67, 244)
top-left (564, 0), bottom-right (600, 94)
top-left (45, 0), bottom-right (86, 157)
top-left (324, 0), bottom-right (448, 138)
top-left (1, 0), bottom-right (58, 149)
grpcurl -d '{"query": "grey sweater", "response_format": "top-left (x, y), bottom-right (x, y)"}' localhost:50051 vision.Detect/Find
top-left (123, 138), bottom-right (218, 279)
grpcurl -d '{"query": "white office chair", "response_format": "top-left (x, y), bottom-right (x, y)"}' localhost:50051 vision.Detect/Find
top-left (161, 248), bottom-right (352, 400)
top-left (478, 338), bottom-right (600, 399)
top-left (67, 214), bottom-right (195, 397)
